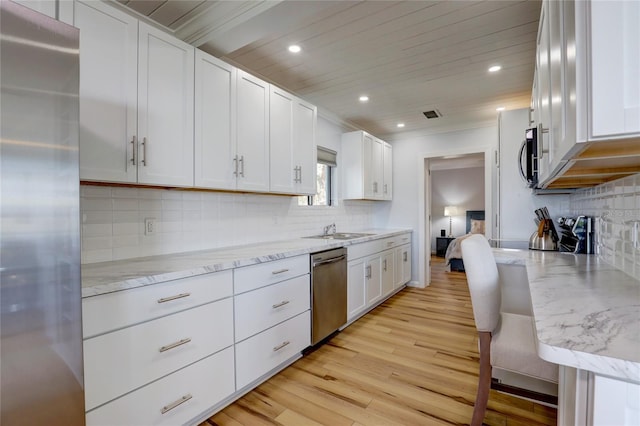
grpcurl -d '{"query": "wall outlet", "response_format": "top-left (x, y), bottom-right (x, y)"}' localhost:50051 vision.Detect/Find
top-left (144, 218), bottom-right (156, 235)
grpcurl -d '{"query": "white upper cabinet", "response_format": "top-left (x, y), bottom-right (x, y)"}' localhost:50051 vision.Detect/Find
top-left (534, 0), bottom-right (640, 189)
top-left (236, 70), bottom-right (270, 192)
top-left (342, 130), bottom-right (392, 200)
top-left (75, 2), bottom-right (194, 187)
top-left (269, 87), bottom-right (317, 195)
top-left (194, 51), bottom-right (236, 190)
top-left (75, 0), bottom-right (138, 183)
top-left (292, 98), bottom-right (317, 195)
top-left (587, 0), bottom-right (640, 139)
top-left (382, 141), bottom-right (393, 200)
top-left (74, 0), bottom-right (319, 194)
top-left (137, 22), bottom-right (194, 187)
top-left (535, 1), bottom-right (552, 180)
top-left (269, 86), bottom-right (296, 194)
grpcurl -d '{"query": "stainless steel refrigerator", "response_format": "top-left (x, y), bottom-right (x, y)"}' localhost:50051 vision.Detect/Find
top-left (1, 1), bottom-right (84, 424)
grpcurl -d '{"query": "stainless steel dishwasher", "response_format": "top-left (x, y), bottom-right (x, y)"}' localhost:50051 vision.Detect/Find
top-left (311, 247), bottom-right (347, 345)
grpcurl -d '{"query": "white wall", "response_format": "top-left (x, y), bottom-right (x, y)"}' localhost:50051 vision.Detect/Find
top-left (431, 167), bottom-right (485, 250)
top-left (80, 115), bottom-right (378, 264)
top-left (381, 125), bottom-right (498, 286)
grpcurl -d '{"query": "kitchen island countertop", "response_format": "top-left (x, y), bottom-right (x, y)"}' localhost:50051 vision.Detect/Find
top-left (493, 248), bottom-right (640, 383)
top-left (81, 229), bottom-right (412, 298)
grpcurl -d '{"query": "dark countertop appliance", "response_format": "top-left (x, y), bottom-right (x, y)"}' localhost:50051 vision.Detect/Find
top-left (558, 216), bottom-right (594, 254)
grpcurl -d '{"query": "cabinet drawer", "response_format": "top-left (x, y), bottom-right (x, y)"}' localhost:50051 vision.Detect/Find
top-left (235, 274), bottom-right (310, 342)
top-left (349, 234), bottom-right (412, 260)
top-left (349, 239), bottom-right (385, 260)
top-left (83, 270), bottom-right (232, 338)
top-left (393, 233), bottom-right (411, 247)
top-left (86, 347), bottom-right (235, 426)
top-left (234, 255), bottom-right (309, 294)
top-left (236, 311), bottom-right (310, 390)
top-left (84, 298), bottom-right (233, 411)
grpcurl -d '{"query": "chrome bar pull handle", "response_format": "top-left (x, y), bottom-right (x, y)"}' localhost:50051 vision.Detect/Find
top-left (130, 136), bottom-right (136, 165)
top-left (141, 137), bottom-right (147, 166)
top-left (159, 338), bottom-right (191, 353)
top-left (403, 252), bottom-right (408, 262)
top-left (157, 292), bottom-right (191, 304)
top-left (298, 166), bottom-right (302, 183)
top-left (383, 259), bottom-right (387, 271)
top-left (161, 394), bottom-right (192, 414)
top-left (233, 155), bottom-right (238, 177)
top-left (366, 265), bottom-right (372, 279)
top-left (271, 268), bottom-right (289, 275)
top-left (272, 300), bottom-right (290, 309)
top-left (239, 155), bottom-right (245, 177)
top-left (273, 340), bottom-right (290, 352)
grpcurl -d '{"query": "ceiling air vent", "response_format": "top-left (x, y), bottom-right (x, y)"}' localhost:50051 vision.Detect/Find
top-left (423, 109), bottom-right (441, 119)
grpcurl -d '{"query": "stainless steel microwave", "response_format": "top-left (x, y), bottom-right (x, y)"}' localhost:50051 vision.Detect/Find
top-left (518, 127), bottom-right (538, 188)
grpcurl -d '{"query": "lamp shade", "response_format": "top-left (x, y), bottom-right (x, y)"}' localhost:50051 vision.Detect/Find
top-left (444, 206), bottom-right (459, 217)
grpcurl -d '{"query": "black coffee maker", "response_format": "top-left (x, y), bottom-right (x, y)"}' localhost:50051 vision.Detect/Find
top-left (558, 216), bottom-right (594, 254)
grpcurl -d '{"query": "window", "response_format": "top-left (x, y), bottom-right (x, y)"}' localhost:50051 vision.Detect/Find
top-left (298, 146), bottom-right (336, 206)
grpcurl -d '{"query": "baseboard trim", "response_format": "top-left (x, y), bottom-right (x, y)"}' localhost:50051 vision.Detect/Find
top-left (491, 378), bottom-right (558, 406)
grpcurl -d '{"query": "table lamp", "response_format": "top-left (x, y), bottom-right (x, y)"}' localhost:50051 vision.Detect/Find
top-left (444, 205), bottom-right (458, 237)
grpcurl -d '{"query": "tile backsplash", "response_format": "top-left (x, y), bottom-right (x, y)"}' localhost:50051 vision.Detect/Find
top-left (569, 173), bottom-right (640, 280)
top-left (81, 185), bottom-right (376, 264)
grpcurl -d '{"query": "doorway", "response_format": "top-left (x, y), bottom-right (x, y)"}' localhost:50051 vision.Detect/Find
top-left (417, 147), bottom-right (494, 287)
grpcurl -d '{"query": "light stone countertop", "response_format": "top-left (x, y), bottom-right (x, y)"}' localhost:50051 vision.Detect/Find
top-left (81, 229), bottom-right (412, 298)
top-left (493, 248), bottom-right (640, 383)
top-left (81, 234), bottom-right (639, 382)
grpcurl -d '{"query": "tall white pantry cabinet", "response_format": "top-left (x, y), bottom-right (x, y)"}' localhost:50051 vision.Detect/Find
top-left (73, 0), bottom-right (194, 187)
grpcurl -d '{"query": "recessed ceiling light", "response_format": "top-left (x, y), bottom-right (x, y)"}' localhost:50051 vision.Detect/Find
top-left (288, 45), bottom-right (301, 53)
top-left (397, 123), bottom-right (405, 128)
top-left (359, 95), bottom-right (369, 102)
top-left (489, 65), bottom-right (502, 72)
top-left (496, 107), bottom-right (505, 111)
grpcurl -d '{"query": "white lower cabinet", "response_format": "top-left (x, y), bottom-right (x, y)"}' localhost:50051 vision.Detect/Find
top-left (347, 233), bottom-right (412, 322)
top-left (559, 366), bottom-right (640, 426)
top-left (235, 311), bottom-right (310, 390)
top-left (347, 258), bottom-right (366, 319)
top-left (592, 374), bottom-right (640, 426)
top-left (86, 347), bottom-right (235, 426)
top-left (82, 238), bottom-right (409, 424)
top-left (364, 255), bottom-right (382, 306)
top-left (234, 274), bottom-right (310, 342)
top-left (395, 244), bottom-right (411, 289)
top-left (381, 251), bottom-right (395, 296)
top-left (84, 298), bottom-right (233, 411)
top-left (82, 270), bottom-right (232, 338)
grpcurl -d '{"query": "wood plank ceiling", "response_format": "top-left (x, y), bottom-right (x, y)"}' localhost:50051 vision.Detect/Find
top-left (117, 0), bottom-right (541, 140)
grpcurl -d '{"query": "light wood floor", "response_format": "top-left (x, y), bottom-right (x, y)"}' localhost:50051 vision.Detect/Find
top-left (202, 257), bottom-right (557, 426)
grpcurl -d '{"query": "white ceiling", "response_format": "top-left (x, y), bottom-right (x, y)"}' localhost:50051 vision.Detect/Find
top-left (116, 0), bottom-right (541, 140)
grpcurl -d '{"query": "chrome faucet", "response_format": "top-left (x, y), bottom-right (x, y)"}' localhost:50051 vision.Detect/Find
top-left (323, 223), bottom-right (336, 236)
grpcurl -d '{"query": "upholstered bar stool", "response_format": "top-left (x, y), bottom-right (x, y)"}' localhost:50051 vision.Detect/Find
top-left (460, 234), bottom-right (558, 425)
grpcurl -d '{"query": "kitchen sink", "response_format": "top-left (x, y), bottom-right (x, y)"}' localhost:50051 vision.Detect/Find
top-left (304, 232), bottom-right (374, 240)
